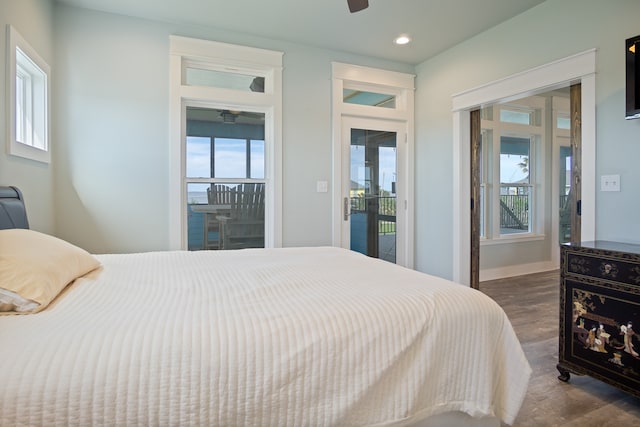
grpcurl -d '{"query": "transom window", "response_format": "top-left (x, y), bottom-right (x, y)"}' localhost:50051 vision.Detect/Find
top-left (343, 89), bottom-right (396, 108)
top-left (184, 63), bottom-right (265, 93)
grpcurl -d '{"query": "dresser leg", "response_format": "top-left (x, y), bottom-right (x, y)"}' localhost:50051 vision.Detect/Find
top-left (557, 364), bottom-right (571, 382)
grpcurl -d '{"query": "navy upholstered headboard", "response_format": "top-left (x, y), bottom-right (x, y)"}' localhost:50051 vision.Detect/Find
top-left (0, 186), bottom-right (29, 230)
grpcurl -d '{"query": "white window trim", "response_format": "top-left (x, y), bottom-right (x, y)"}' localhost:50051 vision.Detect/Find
top-left (169, 36), bottom-right (283, 250)
top-left (452, 49), bottom-right (596, 285)
top-left (331, 62), bottom-right (415, 268)
top-left (6, 25), bottom-right (51, 163)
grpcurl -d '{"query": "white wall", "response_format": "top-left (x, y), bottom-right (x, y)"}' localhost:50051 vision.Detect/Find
top-left (52, 4), bottom-right (413, 253)
top-left (414, 0), bottom-right (640, 279)
top-left (0, 0), bottom-right (55, 233)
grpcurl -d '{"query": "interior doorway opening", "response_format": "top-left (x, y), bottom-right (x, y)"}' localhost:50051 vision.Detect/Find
top-left (473, 88), bottom-right (575, 285)
top-left (452, 49), bottom-right (596, 287)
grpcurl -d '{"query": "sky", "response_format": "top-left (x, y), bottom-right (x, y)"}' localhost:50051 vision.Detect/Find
top-left (186, 136), bottom-right (264, 179)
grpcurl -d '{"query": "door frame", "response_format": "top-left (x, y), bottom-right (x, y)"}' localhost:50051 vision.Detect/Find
top-left (331, 62), bottom-right (415, 268)
top-left (452, 49), bottom-right (596, 285)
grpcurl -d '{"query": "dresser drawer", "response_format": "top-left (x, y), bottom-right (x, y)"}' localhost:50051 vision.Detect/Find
top-left (561, 241), bottom-right (640, 287)
top-left (564, 251), bottom-right (640, 286)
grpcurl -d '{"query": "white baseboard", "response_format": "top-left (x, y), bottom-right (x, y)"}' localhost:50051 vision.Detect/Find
top-left (479, 260), bottom-right (559, 282)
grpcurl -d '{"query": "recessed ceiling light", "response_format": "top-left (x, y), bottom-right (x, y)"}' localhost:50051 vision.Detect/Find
top-left (394, 35), bottom-right (411, 45)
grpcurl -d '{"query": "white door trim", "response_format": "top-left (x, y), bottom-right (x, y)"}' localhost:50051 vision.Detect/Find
top-left (451, 49), bottom-right (596, 285)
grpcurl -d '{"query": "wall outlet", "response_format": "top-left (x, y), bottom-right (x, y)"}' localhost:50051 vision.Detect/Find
top-left (601, 174), bottom-right (620, 192)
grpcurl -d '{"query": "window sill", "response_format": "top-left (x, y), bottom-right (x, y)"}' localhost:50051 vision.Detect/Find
top-left (480, 233), bottom-right (546, 246)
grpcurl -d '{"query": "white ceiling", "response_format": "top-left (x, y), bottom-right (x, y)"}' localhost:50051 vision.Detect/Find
top-left (55, 0), bottom-right (546, 65)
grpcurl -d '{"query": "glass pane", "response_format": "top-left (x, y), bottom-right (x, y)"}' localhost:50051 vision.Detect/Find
top-left (500, 109), bottom-right (531, 125)
top-left (500, 137), bottom-right (530, 184)
top-left (499, 185), bottom-right (531, 235)
top-left (15, 73), bottom-right (25, 144)
top-left (186, 136), bottom-right (211, 178)
top-left (186, 107), bottom-right (265, 179)
top-left (187, 182), bottom-right (212, 250)
top-left (343, 89), bottom-right (396, 108)
top-left (250, 140), bottom-right (265, 179)
top-left (557, 115), bottom-right (571, 130)
top-left (350, 128), bottom-right (396, 263)
top-left (214, 138), bottom-right (247, 178)
top-left (185, 66), bottom-right (264, 92)
top-left (500, 136), bottom-right (531, 235)
top-left (187, 182), bottom-right (264, 251)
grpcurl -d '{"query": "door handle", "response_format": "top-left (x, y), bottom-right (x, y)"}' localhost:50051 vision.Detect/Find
top-left (343, 197), bottom-right (350, 221)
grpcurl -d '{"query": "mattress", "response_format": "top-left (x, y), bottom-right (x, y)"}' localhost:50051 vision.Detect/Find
top-left (0, 247), bottom-right (530, 426)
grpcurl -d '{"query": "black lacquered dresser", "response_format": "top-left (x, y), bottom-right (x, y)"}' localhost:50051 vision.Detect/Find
top-left (558, 240), bottom-right (640, 397)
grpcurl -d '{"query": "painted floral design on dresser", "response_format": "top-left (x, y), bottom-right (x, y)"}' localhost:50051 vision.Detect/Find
top-left (572, 288), bottom-right (640, 379)
top-left (568, 256), bottom-right (590, 274)
top-left (599, 262), bottom-right (619, 279)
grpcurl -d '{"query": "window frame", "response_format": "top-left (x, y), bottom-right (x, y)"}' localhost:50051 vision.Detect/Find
top-left (6, 25), bottom-right (51, 163)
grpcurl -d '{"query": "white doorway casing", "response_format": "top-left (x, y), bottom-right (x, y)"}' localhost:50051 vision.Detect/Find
top-left (451, 49), bottom-right (596, 285)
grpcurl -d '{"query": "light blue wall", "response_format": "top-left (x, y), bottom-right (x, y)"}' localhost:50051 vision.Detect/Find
top-left (52, 4), bottom-right (413, 253)
top-left (414, 0), bottom-right (640, 279)
top-left (0, 0), bottom-right (54, 233)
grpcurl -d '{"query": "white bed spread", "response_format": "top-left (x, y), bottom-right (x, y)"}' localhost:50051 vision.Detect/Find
top-left (0, 247), bottom-right (530, 426)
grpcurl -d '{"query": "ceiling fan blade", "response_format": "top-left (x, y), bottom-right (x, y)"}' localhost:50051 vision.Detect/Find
top-left (347, 0), bottom-right (368, 13)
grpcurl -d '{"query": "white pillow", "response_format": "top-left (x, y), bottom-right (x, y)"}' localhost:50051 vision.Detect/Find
top-left (0, 229), bottom-right (101, 314)
top-left (0, 287), bottom-right (39, 312)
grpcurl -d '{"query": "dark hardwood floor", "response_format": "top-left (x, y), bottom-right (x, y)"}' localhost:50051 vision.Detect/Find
top-left (481, 270), bottom-right (640, 427)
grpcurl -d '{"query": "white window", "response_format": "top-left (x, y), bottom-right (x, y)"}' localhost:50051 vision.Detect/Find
top-left (7, 25), bottom-right (50, 163)
top-left (169, 36), bottom-right (283, 250)
top-left (480, 96), bottom-right (545, 242)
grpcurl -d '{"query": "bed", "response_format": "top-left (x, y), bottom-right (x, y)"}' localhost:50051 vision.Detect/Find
top-left (0, 186), bottom-right (531, 426)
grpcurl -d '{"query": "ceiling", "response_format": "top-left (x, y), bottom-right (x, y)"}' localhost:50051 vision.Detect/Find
top-left (55, 0), bottom-right (546, 65)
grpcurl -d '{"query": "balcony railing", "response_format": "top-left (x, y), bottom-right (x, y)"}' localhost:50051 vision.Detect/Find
top-left (500, 194), bottom-right (529, 231)
top-left (350, 195), bottom-right (396, 235)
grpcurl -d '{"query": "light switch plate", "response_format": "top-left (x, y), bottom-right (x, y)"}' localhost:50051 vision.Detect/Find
top-left (316, 180), bottom-right (328, 193)
top-left (601, 174), bottom-right (620, 192)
